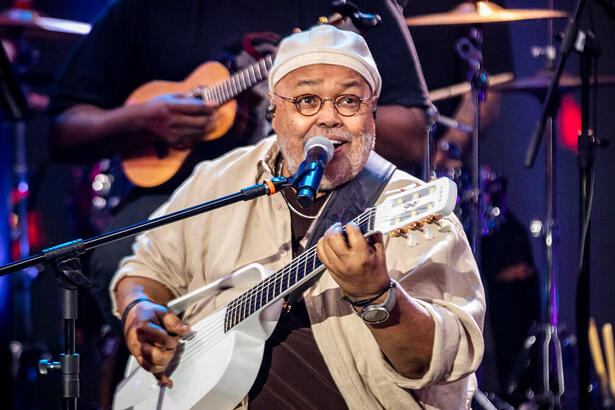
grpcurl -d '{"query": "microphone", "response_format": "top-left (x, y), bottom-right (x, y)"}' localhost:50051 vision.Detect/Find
top-left (295, 136), bottom-right (334, 208)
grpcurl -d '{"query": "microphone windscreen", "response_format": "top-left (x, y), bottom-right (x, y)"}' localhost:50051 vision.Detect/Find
top-left (304, 136), bottom-right (334, 163)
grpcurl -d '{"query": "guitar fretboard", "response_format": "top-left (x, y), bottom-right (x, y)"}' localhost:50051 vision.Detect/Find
top-left (192, 55), bottom-right (274, 105)
top-left (224, 207), bottom-right (376, 331)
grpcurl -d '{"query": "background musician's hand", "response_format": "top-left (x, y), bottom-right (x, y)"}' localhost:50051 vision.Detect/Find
top-left (137, 93), bottom-right (218, 149)
top-left (123, 300), bottom-right (191, 387)
top-left (316, 222), bottom-right (390, 300)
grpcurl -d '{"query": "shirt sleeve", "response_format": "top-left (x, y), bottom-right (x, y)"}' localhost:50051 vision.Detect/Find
top-left (381, 213), bottom-right (485, 388)
top-left (358, 0), bottom-right (430, 108)
top-left (48, 0), bottom-right (143, 115)
top-left (108, 172), bottom-right (199, 318)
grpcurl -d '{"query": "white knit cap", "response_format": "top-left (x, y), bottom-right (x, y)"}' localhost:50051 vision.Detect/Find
top-left (268, 25), bottom-right (382, 97)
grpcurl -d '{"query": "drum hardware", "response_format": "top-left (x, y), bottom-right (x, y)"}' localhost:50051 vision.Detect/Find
top-left (410, 1), bottom-right (578, 405)
top-left (522, 0), bottom-right (608, 407)
top-left (0, 3), bottom-right (90, 39)
top-left (491, 70), bottom-right (615, 97)
top-left (428, 71), bottom-right (514, 103)
top-left (405, 1), bottom-right (568, 26)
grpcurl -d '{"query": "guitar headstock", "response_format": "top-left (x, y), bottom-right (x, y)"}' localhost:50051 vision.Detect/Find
top-left (373, 178), bottom-right (457, 235)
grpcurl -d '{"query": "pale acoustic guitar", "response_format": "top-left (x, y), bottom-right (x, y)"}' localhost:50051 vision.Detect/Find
top-left (120, 13), bottom-right (359, 188)
top-left (112, 178), bottom-right (458, 410)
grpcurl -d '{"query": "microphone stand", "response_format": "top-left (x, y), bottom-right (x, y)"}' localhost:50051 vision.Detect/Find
top-left (523, 0), bottom-right (606, 407)
top-left (455, 26), bottom-right (488, 259)
top-left (0, 175), bottom-right (300, 410)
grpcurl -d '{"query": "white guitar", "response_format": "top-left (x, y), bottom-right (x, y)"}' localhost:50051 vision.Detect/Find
top-left (113, 178), bottom-right (458, 410)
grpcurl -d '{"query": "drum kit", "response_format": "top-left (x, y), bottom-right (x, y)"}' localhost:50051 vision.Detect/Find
top-left (407, 1), bottom-right (612, 409)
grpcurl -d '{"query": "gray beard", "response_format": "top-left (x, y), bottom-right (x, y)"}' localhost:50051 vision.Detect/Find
top-left (278, 131), bottom-right (375, 191)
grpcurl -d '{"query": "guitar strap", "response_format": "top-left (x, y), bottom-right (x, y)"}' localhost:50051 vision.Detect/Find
top-left (286, 150), bottom-right (396, 308)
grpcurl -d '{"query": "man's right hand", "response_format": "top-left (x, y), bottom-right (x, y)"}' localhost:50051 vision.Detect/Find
top-left (137, 93), bottom-right (218, 150)
top-left (123, 299), bottom-right (191, 388)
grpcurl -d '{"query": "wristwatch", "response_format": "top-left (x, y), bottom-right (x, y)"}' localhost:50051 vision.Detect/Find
top-left (356, 280), bottom-right (398, 324)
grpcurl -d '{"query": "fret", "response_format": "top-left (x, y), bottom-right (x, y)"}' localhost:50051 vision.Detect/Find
top-left (286, 264), bottom-right (291, 291)
top-left (232, 73), bottom-right (240, 92)
top-left (239, 72), bottom-right (247, 90)
top-left (243, 70), bottom-right (250, 89)
top-left (289, 260), bottom-right (301, 287)
top-left (241, 290), bottom-right (250, 320)
top-left (258, 59), bottom-right (267, 78)
top-left (234, 76), bottom-right (242, 95)
top-left (222, 83), bottom-right (231, 102)
top-left (253, 63), bottom-right (262, 82)
top-left (213, 85), bottom-right (221, 104)
top-left (242, 67), bottom-right (251, 86)
top-left (263, 276), bottom-right (273, 306)
top-left (301, 254), bottom-right (308, 282)
top-left (218, 84), bottom-right (227, 103)
top-left (211, 86), bottom-right (218, 104)
top-left (257, 283), bottom-right (265, 312)
top-left (248, 64), bottom-right (257, 84)
top-left (276, 271), bottom-right (283, 299)
top-left (226, 82), bottom-right (234, 100)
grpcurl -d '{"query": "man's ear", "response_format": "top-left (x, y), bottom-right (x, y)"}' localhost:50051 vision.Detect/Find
top-left (266, 104), bottom-right (276, 121)
top-left (266, 92), bottom-right (276, 122)
top-left (371, 96), bottom-right (378, 120)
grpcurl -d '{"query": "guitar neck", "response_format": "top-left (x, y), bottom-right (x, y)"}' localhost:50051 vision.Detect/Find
top-left (193, 54), bottom-right (274, 104)
top-left (224, 208), bottom-right (376, 332)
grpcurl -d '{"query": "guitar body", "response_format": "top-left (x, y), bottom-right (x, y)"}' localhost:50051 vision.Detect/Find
top-left (113, 263), bottom-right (283, 410)
top-left (121, 61), bottom-right (238, 188)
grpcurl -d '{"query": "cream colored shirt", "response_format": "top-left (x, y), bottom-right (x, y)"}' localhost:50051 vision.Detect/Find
top-left (110, 136), bottom-right (485, 409)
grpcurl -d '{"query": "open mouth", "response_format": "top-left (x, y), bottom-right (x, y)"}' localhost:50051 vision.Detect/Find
top-left (331, 140), bottom-right (348, 153)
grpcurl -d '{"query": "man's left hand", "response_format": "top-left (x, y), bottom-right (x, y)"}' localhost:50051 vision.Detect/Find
top-left (316, 222), bottom-right (390, 299)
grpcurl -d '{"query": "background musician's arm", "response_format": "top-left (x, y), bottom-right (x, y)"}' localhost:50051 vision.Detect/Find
top-left (374, 105), bottom-right (426, 165)
top-left (434, 91), bottom-right (502, 169)
top-left (50, 97), bottom-right (217, 163)
top-left (364, 0), bottom-right (430, 166)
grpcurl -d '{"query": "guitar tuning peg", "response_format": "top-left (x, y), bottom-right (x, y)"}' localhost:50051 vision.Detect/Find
top-left (422, 227), bottom-right (435, 240)
top-left (405, 233), bottom-right (419, 248)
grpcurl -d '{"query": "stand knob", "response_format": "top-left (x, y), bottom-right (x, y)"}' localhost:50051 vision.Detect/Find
top-left (38, 359), bottom-right (61, 375)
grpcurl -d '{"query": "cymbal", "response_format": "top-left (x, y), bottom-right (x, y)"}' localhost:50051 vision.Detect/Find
top-left (0, 8), bottom-right (91, 39)
top-left (491, 70), bottom-right (615, 94)
top-left (405, 1), bottom-right (568, 26)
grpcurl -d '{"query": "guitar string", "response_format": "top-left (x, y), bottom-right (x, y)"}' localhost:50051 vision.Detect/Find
top-left (174, 211), bottom-right (377, 360)
top-left (194, 55), bottom-right (273, 104)
top-left (226, 202), bottom-right (439, 328)
top-left (168, 206), bottom-right (443, 362)
top-left (226, 209), bottom-right (374, 322)
top-left (169, 209), bottom-right (402, 362)
top-left (228, 200), bottom-right (433, 318)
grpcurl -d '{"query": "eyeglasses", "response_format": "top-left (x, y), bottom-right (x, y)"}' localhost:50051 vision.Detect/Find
top-left (273, 93), bottom-right (372, 117)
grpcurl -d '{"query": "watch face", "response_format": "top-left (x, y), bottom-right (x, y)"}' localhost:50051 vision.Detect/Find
top-left (362, 307), bottom-right (389, 324)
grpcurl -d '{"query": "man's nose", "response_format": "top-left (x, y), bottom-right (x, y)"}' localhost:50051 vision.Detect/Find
top-left (317, 99), bottom-right (342, 127)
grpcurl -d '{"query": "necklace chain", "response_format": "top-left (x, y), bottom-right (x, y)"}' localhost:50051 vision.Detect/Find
top-left (275, 154), bottom-right (329, 220)
top-left (280, 190), bottom-right (318, 219)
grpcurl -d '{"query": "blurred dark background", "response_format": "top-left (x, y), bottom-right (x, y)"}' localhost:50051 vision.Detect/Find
top-left (0, 0), bottom-right (613, 408)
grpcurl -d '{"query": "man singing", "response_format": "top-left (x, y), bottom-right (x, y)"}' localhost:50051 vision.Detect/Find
top-left (112, 25), bottom-right (484, 409)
